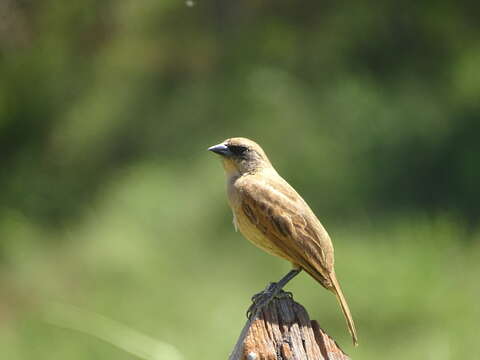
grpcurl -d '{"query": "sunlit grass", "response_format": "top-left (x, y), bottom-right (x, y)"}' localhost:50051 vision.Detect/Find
top-left (0, 163), bottom-right (479, 359)
top-left (44, 303), bottom-right (183, 360)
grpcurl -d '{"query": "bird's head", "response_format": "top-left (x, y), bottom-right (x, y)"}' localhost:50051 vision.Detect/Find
top-left (208, 137), bottom-right (272, 176)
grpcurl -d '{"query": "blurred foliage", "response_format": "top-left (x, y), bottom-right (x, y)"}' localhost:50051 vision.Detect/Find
top-left (0, 0), bottom-right (479, 359)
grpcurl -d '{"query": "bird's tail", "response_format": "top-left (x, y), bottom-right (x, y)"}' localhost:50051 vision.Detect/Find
top-left (329, 271), bottom-right (358, 346)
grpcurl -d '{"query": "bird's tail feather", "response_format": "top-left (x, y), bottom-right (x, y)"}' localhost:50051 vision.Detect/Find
top-left (329, 271), bottom-right (358, 346)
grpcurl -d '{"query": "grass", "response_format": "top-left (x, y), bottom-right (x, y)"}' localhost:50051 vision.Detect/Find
top-left (0, 160), bottom-right (479, 359)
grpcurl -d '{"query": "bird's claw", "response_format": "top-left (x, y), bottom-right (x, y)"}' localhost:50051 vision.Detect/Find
top-left (247, 282), bottom-right (290, 319)
top-left (276, 290), bottom-right (293, 299)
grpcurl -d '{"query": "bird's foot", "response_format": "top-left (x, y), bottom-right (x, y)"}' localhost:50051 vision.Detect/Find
top-left (246, 283), bottom-right (293, 319)
top-left (247, 282), bottom-right (278, 319)
top-left (275, 289), bottom-right (293, 299)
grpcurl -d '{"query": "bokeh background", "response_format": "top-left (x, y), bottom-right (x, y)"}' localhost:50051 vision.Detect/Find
top-left (1, 1), bottom-right (479, 359)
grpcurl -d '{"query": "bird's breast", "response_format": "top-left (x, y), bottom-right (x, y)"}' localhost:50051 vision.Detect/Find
top-left (235, 206), bottom-right (288, 258)
top-left (227, 181), bottom-right (289, 259)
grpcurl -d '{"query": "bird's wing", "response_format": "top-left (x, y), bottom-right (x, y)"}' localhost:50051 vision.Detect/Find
top-left (238, 175), bottom-right (334, 286)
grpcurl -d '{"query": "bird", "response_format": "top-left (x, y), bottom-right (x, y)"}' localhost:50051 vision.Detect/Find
top-left (208, 137), bottom-right (358, 346)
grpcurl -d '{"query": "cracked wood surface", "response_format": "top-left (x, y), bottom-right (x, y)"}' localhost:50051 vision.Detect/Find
top-left (228, 295), bottom-right (350, 360)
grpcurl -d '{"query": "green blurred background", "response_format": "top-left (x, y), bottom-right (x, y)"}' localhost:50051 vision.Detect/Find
top-left (1, 1), bottom-right (479, 359)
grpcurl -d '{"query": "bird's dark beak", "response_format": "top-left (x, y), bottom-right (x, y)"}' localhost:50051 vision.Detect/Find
top-left (208, 143), bottom-right (231, 156)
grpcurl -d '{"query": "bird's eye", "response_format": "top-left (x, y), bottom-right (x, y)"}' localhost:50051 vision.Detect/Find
top-left (228, 145), bottom-right (248, 156)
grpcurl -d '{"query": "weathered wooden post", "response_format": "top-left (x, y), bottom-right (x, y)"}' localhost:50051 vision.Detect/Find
top-left (229, 292), bottom-right (350, 360)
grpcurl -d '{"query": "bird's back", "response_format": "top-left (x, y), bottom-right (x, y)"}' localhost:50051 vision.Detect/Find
top-left (227, 168), bottom-right (335, 285)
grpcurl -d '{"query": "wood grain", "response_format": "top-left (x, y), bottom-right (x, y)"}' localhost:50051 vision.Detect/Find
top-left (229, 294), bottom-right (350, 360)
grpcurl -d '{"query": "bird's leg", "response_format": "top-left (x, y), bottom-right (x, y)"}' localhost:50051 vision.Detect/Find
top-left (246, 268), bottom-right (301, 319)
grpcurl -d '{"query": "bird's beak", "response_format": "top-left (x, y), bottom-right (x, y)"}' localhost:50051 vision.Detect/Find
top-left (208, 143), bottom-right (231, 156)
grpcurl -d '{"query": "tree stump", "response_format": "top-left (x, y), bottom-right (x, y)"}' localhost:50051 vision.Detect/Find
top-left (229, 293), bottom-right (350, 360)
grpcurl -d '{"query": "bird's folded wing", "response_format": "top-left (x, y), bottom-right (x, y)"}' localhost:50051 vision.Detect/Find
top-left (238, 177), bottom-right (334, 282)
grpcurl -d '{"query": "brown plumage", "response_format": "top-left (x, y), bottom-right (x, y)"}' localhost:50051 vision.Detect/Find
top-left (208, 137), bottom-right (358, 346)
